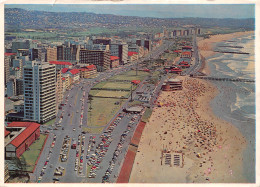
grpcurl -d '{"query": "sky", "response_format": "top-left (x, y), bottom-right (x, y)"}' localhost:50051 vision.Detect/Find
top-left (5, 4), bottom-right (255, 19)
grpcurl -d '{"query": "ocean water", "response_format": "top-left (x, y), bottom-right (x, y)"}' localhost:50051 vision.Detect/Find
top-left (206, 33), bottom-right (255, 182)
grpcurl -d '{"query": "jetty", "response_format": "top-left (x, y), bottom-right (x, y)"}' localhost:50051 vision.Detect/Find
top-left (191, 76), bottom-right (255, 83)
top-left (217, 45), bottom-right (244, 48)
top-left (214, 50), bottom-right (249, 55)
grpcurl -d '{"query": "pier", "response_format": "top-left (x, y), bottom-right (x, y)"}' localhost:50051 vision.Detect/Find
top-left (214, 50), bottom-right (249, 55)
top-left (217, 45), bottom-right (244, 48)
top-left (191, 76), bottom-right (255, 83)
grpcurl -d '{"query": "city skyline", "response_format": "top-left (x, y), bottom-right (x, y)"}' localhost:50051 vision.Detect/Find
top-left (3, 3), bottom-right (256, 184)
top-left (5, 4), bottom-right (255, 19)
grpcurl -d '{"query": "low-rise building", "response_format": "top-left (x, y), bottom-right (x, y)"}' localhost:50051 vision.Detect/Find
top-left (79, 64), bottom-right (97, 79)
top-left (110, 56), bottom-right (120, 68)
top-left (69, 69), bottom-right (80, 82)
top-left (128, 51), bottom-right (139, 62)
top-left (5, 122), bottom-right (41, 158)
top-left (180, 51), bottom-right (192, 58)
top-left (162, 78), bottom-right (183, 91)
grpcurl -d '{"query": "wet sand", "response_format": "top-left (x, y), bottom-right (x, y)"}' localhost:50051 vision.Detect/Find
top-left (129, 32), bottom-right (252, 183)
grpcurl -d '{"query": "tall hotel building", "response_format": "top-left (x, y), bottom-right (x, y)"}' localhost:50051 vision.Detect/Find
top-left (23, 61), bottom-right (56, 123)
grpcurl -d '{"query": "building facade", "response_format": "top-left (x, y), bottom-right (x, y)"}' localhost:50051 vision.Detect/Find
top-left (79, 65), bottom-right (97, 79)
top-left (55, 70), bottom-right (63, 113)
top-left (79, 49), bottom-right (110, 72)
top-left (4, 56), bottom-right (10, 86)
top-left (23, 61), bottom-right (56, 123)
top-left (110, 56), bottom-right (120, 68)
top-left (46, 46), bottom-right (57, 62)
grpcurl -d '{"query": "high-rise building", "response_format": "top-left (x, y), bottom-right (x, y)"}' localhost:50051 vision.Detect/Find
top-left (144, 40), bottom-right (151, 51)
top-left (30, 48), bottom-right (46, 61)
top-left (110, 43), bottom-right (128, 65)
top-left (79, 49), bottom-right (110, 72)
top-left (46, 46), bottom-right (57, 62)
top-left (4, 56), bottom-right (10, 86)
top-left (57, 44), bottom-right (80, 62)
top-left (23, 61), bottom-right (56, 123)
top-left (57, 45), bottom-right (64, 60)
top-left (11, 39), bottom-right (35, 53)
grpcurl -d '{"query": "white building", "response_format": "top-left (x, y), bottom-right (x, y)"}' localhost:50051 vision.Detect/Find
top-left (23, 61), bottom-right (56, 123)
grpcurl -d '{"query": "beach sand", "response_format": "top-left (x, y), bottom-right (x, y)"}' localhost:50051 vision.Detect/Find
top-left (129, 32), bottom-right (252, 183)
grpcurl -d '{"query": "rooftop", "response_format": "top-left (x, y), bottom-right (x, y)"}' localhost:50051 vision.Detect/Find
top-left (182, 51), bottom-right (191, 55)
top-left (49, 61), bottom-right (72, 66)
top-left (61, 68), bottom-right (69, 74)
top-left (128, 51), bottom-right (138, 56)
top-left (69, 69), bottom-right (80, 75)
top-left (5, 128), bottom-right (10, 137)
top-left (5, 53), bottom-right (16, 56)
top-left (7, 122), bottom-right (40, 148)
top-left (110, 56), bottom-right (119, 61)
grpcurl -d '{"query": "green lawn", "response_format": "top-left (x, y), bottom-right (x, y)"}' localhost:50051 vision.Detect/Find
top-left (109, 70), bottom-right (149, 81)
top-left (93, 81), bottom-right (132, 90)
top-left (141, 108), bottom-right (153, 123)
top-left (89, 90), bottom-right (129, 98)
top-left (95, 90), bottom-right (129, 98)
top-left (20, 134), bottom-right (47, 172)
top-left (87, 70), bottom-right (148, 130)
top-left (43, 119), bottom-right (55, 126)
top-left (87, 97), bottom-right (125, 128)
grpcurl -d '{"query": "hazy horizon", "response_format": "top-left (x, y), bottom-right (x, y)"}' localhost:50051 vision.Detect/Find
top-left (5, 4), bottom-right (255, 19)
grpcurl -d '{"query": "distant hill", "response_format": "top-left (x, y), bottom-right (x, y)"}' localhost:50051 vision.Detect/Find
top-left (5, 8), bottom-right (254, 31)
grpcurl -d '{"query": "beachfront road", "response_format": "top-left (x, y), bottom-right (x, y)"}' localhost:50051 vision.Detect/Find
top-left (32, 40), bottom-right (172, 183)
top-left (183, 35), bottom-right (202, 75)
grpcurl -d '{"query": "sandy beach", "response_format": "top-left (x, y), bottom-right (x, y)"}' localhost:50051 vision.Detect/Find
top-left (129, 32), bottom-right (252, 183)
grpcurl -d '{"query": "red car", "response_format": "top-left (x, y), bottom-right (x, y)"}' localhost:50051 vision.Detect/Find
top-left (76, 153), bottom-right (79, 157)
top-left (44, 161), bottom-right (48, 166)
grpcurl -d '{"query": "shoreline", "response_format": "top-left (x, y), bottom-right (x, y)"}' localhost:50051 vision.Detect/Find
top-left (129, 31), bottom-right (252, 183)
top-left (197, 31), bottom-right (254, 75)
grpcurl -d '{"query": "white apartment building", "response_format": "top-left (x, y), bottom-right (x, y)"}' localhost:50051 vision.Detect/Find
top-left (23, 61), bottom-right (56, 123)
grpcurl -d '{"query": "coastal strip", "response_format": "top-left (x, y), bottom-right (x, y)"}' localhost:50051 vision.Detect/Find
top-left (129, 31), bottom-right (252, 183)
